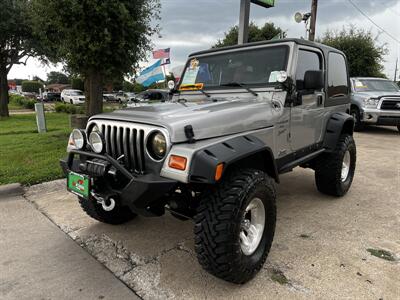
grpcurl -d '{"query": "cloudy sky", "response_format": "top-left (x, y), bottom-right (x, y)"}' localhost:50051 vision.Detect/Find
top-left (9, 0), bottom-right (400, 81)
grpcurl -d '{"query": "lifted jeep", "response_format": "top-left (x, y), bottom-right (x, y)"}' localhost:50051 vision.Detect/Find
top-left (61, 38), bottom-right (356, 283)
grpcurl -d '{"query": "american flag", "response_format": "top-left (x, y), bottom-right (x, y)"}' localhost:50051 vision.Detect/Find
top-left (161, 58), bottom-right (171, 65)
top-left (152, 48), bottom-right (170, 59)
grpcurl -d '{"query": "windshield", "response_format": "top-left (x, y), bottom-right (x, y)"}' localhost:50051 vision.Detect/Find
top-left (70, 91), bottom-right (84, 96)
top-left (179, 45), bottom-right (289, 90)
top-left (353, 79), bottom-right (399, 92)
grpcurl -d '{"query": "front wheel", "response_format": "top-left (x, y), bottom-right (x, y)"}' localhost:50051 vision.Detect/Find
top-left (194, 169), bottom-right (276, 284)
top-left (79, 196), bottom-right (137, 225)
top-left (315, 134), bottom-right (356, 197)
top-left (350, 106), bottom-right (364, 131)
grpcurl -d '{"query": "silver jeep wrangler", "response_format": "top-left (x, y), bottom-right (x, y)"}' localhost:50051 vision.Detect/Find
top-left (61, 38), bottom-right (356, 283)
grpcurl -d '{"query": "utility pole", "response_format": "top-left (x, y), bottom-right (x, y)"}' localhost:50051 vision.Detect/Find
top-left (309, 0), bottom-right (318, 41)
top-left (394, 58), bottom-right (398, 82)
top-left (238, 0), bottom-right (251, 44)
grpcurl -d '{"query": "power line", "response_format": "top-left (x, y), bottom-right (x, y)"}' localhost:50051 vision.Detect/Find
top-left (347, 0), bottom-right (400, 44)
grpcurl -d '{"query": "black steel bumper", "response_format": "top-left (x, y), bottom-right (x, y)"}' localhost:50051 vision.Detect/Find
top-left (60, 150), bottom-right (177, 216)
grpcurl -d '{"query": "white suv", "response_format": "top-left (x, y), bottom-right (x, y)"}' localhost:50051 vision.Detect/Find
top-left (61, 89), bottom-right (85, 104)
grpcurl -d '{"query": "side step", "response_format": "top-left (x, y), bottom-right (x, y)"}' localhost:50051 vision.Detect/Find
top-left (279, 149), bottom-right (325, 174)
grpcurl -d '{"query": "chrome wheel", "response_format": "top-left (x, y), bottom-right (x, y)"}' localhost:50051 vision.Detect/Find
top-left (240, 197), bottom-right (265, 256)
top-left (341, 150), bottom-right (351, 182)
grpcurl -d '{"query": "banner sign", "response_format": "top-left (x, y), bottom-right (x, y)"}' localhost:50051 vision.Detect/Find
top-left (251, 0), bottom-right (274, 8)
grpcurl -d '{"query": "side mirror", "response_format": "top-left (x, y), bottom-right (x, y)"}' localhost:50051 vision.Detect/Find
top-left (303, 70), bottom-right (324, 90)
top-left (168, 80), bottom-right (175, 91)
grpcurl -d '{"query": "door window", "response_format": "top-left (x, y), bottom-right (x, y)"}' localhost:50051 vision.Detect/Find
top-left (327, 53), bottom-right (348, 98)
top-left (296, 50), bottom-right (322, 90)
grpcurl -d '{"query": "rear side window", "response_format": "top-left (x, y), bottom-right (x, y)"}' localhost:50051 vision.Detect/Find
top-left (328, 53), bottom-right (348, 98)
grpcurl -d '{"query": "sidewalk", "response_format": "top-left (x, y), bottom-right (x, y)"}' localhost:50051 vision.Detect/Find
top-left (0, 194), bottom-right (139, 300)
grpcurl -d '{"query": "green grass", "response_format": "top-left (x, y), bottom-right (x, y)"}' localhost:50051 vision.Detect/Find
top-left (367, 248), bottom-right (396, 261)
top-left (0, 113), bottom-right (70, 185)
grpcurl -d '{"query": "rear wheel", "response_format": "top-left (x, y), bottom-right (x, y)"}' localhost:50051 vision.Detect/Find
top-left (315, 134), bottom-right (356, 197)
top-left (79, 196), bottom-right (137, 225)
top-left (194, 168), bottom-right (276, 284)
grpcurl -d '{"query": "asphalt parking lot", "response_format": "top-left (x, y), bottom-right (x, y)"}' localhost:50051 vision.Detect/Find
top-left (17, 127), bottom-right (400, 299)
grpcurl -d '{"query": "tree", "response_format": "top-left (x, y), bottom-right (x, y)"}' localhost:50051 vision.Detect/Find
top-left (71, 77), bottom-right (84, 90)
top-left (214, 22), bottom-right (286, 48)
top-left (21, 80), bottom-right (44, 93)
top-left (0, 0), bottom-right (39, 117)
top-left (31, 0), bottom-right (160, 117)
top-left (319, 26), bottom-right (387, 78)
top-left (47, 71), bottom-right (70, 84)
top-left (123, 81), bottom-right (144, 93)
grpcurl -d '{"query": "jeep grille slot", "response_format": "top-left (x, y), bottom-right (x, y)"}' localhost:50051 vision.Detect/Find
top-left (94, 121), bottom-right (167, 174)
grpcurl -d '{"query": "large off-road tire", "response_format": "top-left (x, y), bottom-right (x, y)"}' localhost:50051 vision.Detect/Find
top-left (194, 169), bottom-right (276, 284)
top-left (350, 106), bottom-right (364, 132)
top-left (79, 197), bottom-right (137, 225)
top-left (397, 125), bottom-right (400, 132)
top-left (315, 134), bottom-right (356, 197)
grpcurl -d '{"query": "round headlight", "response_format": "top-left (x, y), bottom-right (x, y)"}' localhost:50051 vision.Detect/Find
top-left (147, 131), bottom-right (167, 160)
top-left (71, 129), bottom-right (86, 149)
top-left (89, 131), bottom-right (104, 153)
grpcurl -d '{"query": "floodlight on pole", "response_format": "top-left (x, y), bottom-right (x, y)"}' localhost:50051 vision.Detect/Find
top-left (294, 12), bottom-right (312, 39)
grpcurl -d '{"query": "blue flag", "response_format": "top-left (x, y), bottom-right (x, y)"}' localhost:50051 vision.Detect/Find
top-left (136, 60), bottom-right (165, 87)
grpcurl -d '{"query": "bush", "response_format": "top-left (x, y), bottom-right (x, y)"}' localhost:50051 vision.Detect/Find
top-left (21, 80), bottom-right (44, 93)
top-left (9, 94), bottom-right (36, 109)
top-left (55, 102), bottom-right (85, 114)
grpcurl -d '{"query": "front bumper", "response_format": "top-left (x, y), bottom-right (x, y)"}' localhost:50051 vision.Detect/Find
top-left (361, 108), bottom-right (400, 126)
top-left (60, 150), bottom-right (177, 216)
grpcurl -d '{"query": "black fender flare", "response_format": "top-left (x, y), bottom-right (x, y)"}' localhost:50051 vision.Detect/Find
top-left (188, 134), bottom-right (279, 184)
top-left (323, 112), bottom-right (355, 152)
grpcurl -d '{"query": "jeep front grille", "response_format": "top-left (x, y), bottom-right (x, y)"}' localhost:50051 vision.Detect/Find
top-left (88, 120), bottom-right (167, 174)
top-left (380, 97), bottom-right (400, 110)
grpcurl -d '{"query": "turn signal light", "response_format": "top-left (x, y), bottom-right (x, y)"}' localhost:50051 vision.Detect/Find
top-left (169, 155), bottom-right (187, 171)
top-left (215, 163), bottom-right (224, 181)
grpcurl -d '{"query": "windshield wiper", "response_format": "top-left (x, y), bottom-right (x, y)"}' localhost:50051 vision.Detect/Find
top-left (179, 84), bottom-right (211, 97)
top-left (220, 82), bottom-right (258, 96)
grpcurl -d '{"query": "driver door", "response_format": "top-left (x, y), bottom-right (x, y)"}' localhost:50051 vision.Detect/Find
top-left (290, 47), bottom-right (325, 151)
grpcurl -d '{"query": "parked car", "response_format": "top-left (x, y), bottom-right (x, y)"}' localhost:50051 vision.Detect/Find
top-left (61, 38), bottom-right (356, 284)
top-left (102, 93), bottom-right (118, 102)
top-left (61, 89), bottom-right (85, 104)
top-left (43, 92), bottom-right (61, 102)
top-left (116, 91), bottom-right (136, 103)
top-left (136, 89), bottom-right (170, 101)
top-left (350, 77), bottom-right (400, 131)
top-left (21, 92), bottom-right (37, 99)
top-left (126, 90), bottom-right (170, 108)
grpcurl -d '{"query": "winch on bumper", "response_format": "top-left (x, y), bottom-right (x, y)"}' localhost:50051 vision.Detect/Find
top-left (60, 149), bottom-right (177, 217)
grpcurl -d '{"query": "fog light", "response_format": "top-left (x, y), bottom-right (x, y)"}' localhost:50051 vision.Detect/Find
top-left (70, 129), bottom-right (86, 150)
top-left (89, 131), bottom-right (104, 153)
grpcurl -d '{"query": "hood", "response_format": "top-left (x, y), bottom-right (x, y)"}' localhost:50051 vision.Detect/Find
top-left (90, 92), bottom-right (285, 143)
top-left (354, 91), bottom-right (400, 98)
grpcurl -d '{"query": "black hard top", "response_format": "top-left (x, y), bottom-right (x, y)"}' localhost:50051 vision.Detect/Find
top-left (189, 38), bottom-right (344, 58)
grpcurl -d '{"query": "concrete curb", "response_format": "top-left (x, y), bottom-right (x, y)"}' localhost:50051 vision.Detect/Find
top-left (0, 183), bottom-right (25, 198)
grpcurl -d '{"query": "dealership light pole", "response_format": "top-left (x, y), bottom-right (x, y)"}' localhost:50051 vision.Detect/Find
top-left (309, 0), bottom-right (318, 41)
top-left (238, 0), bottom-right (275, 45)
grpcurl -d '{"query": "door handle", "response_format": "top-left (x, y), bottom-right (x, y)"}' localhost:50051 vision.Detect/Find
top-left (317, 95), bottom-right (323, 106)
